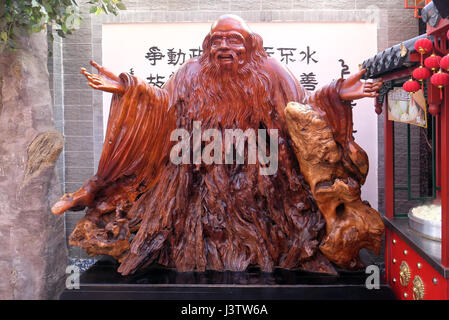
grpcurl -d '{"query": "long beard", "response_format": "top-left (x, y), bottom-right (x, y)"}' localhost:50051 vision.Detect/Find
top-left (182, 56), bottom-right (273, 130)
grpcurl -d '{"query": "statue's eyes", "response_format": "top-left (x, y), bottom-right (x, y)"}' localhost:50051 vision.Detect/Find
top-left (228, 38), bottom-right (242, 45)
top-left (211, 37), bottom-right (243, 47)
top-left (212, 39), bottom-right (222, 47)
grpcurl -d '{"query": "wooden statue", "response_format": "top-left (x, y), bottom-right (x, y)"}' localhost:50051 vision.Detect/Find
top-left (52, 15), bottom-right (384, 275)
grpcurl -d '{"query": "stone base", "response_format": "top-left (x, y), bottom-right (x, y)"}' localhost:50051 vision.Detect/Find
top-left (60, 257), bottom-right (395, 300)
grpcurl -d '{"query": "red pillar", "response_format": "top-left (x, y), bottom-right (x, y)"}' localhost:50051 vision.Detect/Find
top-left (441, 86), bottom-right (449, 267)
top-left (385, 96), bottom-right (394, 219)
top-left (384, 96), bottom-right (394, 283)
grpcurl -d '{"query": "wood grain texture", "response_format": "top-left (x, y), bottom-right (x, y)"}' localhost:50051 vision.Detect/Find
top-left (52, 15), bottom-right (383, 275)
top-left (285, 101), bottom-right (384, 269)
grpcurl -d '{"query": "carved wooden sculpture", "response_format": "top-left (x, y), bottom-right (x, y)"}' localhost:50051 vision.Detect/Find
top-left (52, 15), bottom-right (384, 275)
top-left (285, 102), bottom-right (384, 269)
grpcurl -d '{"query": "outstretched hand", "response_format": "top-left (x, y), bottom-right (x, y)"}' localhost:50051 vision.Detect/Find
top-left (339, 69), bottom-right (383, 101)
top-left (81, 61), bottom-right (125, 95)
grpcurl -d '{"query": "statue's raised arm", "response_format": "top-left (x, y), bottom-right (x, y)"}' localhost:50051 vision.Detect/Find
top-left (51, 59), bottom-right (176, 259)
top-left (81, 61), bottom-right (125, 95)
top-left (339, 68), bottom-right (382, 101)
top-left (52, 60), bottom-right (175, 215)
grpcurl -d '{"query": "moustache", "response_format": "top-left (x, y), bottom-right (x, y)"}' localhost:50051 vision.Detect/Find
top-left (214, 50), bottom-right (238, 63)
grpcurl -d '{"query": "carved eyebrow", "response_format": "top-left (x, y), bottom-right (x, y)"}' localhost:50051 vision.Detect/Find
top-left (227, 34), bottom-right (245, 41)
top-left (210, 32), bottom-right (245, 41)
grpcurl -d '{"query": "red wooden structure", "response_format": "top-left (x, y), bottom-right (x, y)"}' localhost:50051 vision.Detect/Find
top-left (368, 2), bottom-right (449, 299)
top-left (405, 0), bottom-right (432, 18)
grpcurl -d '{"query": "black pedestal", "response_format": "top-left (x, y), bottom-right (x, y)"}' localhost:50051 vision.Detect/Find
top-left (60, 258), bottom-right (395, 300)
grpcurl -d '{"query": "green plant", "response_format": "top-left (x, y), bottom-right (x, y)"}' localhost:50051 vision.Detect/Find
top-left (0, 0), bottom-right (126, 53)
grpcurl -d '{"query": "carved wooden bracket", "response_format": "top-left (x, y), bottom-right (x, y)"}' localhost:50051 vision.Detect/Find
top-left (375, 81), bottom-right (394, 115)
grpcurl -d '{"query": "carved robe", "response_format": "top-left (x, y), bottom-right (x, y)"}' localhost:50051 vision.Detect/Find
top-left (69, 56), bottom-right (381, 275)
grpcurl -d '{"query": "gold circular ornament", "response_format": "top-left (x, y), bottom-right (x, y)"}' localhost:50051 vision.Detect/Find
top-left (413, 276), bottom-right (425, 300)
top-left (400, 261), bottom-right (411, 287)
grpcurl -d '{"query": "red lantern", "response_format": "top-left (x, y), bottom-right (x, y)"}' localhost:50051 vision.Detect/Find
top-left (440, 54), bottom-right (449, 71)
top-left (431, 70), bottom-right (449, 88)
top-left (447, 29), bottom-right (449, 40)
top-left (403, 79), bottom-right (420, 105)
top-left (413, 66), bottom-right (431, 90)
top-left (431, 70), bottom-right (449, 99)
top-left (403, 79), bottom-right (420, 93)
top-left (414, 38), bottom-right (433, 55)
top-left (424, 54), bottom-right (441, 72)
top-left (413, 66), bottom-right (431, 80)
top-left (414, 38), bottom-right (433, 64)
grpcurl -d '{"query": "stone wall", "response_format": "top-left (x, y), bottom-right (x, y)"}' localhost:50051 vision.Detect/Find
top-left (49, 0), bottom-right (419, 259)
top-left (0, 31), bottom-right (67, 299)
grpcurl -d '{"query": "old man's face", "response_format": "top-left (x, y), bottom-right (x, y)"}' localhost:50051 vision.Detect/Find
top-left (210, 30), bottom-right (247, 71)
top-left (208, 16), bottom-right (251, 72)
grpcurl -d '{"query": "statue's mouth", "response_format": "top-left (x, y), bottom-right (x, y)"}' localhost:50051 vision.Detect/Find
top-left (217, 53), bottom-right (234, 63)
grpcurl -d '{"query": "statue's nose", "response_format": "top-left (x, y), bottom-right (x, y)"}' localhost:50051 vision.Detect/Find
top-left (219, 38), bottom-right (230, 49)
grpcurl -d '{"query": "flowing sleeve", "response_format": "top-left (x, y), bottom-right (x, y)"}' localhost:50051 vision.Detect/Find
top-left (265, 58), bottom-right (367, 184)
top-left (304, 79), bottom-right (368, 184)
top-left (304, 79), bottom-right (352, 151)
top-left (91, 73), bottom-right (176, 210)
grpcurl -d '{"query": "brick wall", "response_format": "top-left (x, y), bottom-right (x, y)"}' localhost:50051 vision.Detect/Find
top-left (51, 0), bottom-right (419, 259)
